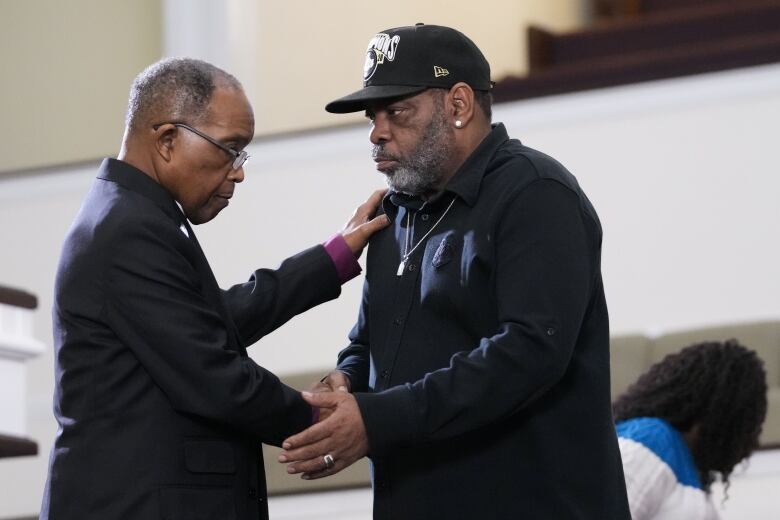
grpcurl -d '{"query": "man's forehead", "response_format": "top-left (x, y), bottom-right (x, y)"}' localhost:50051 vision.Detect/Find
top-left (204, 87), bottom-right (254, 131)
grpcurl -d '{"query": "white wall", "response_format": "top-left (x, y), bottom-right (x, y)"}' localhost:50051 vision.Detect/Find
top-left (497, 64), bottom-right (780, 336)
top-left (1, 63), bottom-right (778, 517)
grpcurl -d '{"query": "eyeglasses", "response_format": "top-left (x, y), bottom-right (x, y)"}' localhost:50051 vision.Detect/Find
top-left (153, 122), bottom-right (249, 170)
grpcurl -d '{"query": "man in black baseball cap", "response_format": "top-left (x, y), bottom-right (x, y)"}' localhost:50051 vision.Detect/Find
top-left (281, 23), bottom-right (631, 520)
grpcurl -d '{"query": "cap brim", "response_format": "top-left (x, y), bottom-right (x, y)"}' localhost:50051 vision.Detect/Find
top-left (325, 85), bottom-right (428, 113)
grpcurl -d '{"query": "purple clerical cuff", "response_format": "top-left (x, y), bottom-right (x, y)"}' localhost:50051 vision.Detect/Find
top-left (323, 234), bottom-right (361, 283)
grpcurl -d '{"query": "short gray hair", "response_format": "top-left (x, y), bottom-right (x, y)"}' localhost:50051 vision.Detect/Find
top-left (125, 57), bottom-right (241, 133)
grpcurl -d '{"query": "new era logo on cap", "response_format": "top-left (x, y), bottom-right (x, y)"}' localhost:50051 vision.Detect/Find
top-left (433, 66), bottom-right (449, 78)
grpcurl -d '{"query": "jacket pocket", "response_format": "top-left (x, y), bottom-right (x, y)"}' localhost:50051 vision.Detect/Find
top-left (159, 485), bottom-right (236, 520)
top-left (184, 440), bottom-right (236, 474)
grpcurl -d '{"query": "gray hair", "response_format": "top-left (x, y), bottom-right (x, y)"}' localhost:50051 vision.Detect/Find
top-left (125, 57), bottom-right (242, 133)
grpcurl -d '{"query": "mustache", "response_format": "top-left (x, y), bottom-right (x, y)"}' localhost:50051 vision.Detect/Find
top-left (372, 145), bottom-right (400, 162)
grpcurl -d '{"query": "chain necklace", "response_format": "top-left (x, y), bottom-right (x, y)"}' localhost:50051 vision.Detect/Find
top-left (397, 196), bottom-right (457, 276)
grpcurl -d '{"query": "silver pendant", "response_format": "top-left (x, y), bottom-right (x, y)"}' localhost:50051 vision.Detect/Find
top-left (396, 260), bottom-right (406, 276)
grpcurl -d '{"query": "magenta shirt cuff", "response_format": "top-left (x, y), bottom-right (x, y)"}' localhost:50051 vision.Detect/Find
top-left (323, 234), bottom-right (362, 283)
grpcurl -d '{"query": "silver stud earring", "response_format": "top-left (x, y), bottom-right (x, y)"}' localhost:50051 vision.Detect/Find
top-left (455, 120), bottom-right (463, 128)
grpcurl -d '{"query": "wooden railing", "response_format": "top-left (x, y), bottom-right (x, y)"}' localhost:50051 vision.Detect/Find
top-left (0, 433), bottom-right (38, 458)
top-left (494, 0), bottom-right (780, 102)
top-left (0, 286), bottom-right (37, 310)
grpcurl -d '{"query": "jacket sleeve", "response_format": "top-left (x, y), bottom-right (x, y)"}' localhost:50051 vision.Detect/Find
top-left (221, 244), bottom-right (342, 347)
top-left (354, 179), bottom-right (600, 454)
top-left (102, 219), bottom-right (318, 445)
top-left (335, 277), bottom-right (372, 392)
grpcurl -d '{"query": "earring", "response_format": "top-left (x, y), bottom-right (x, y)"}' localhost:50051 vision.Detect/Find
top-left (455, 120), bottom-right (463, 128)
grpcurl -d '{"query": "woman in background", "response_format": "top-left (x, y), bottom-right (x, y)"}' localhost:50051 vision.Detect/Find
top-left (613, 339), bottom-right (767, 520)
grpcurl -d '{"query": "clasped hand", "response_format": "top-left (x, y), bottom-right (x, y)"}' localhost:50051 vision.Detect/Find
top-left (278, 383), bottom-right (369, 479)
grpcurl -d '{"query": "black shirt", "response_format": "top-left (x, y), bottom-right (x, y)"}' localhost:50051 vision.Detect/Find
top-left (337, 124), bottom-right (630, 519)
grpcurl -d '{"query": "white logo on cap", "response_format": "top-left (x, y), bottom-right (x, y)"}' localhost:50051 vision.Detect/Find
top-left (433, 66), bottom-right (449, 78)
top-left (363, 33), bottom-right (401, 82)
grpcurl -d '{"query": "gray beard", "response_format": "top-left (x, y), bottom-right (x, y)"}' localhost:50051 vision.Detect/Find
top-left (374, 110), bottom-right (454, 196)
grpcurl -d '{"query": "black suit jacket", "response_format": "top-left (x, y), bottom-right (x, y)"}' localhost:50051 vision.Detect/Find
top-left (41, 158), bottom-right (341, 520)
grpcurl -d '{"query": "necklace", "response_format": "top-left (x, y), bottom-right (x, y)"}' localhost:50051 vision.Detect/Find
top-left (397, 196), bottom-right (457, 276)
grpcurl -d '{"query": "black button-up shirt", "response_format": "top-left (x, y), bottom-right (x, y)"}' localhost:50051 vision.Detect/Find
top-left (338, 124), bottom-right (630, 519)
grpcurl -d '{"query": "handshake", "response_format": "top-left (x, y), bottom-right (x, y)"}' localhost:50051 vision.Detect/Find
top-left (277, 370), bottom-right (369, 480)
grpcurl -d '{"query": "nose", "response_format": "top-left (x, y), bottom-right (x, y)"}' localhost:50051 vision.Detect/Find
top-left (228, 166), bottom-right (245, 183)
top-left (369, 112), bottom-right (390, 145)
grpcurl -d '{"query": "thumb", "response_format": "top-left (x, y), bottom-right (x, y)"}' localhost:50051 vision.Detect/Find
top-left (302, 390), bottom-right (340, 408)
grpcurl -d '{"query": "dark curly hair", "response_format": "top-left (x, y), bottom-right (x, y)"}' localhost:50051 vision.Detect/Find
top-left (613, 339), bottom-right (767, 492)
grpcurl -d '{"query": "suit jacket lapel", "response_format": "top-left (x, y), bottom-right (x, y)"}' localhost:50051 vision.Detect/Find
top-left (180, 219), bottom-right (245, 353)
top-left (98, 159), bottom-right (245, 353)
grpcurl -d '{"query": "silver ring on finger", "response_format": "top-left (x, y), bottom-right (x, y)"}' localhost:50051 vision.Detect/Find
top-left (323, 453), bottom-right (335, 470)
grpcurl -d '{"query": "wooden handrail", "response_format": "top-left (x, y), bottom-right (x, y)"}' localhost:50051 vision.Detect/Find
top-left (0, 434), bottom-right (38, 458)
top-left (532, 1), bottom-right (780, 71)
top-left (0, 286), bottom-right (38, 310)
top-left (495, 0), bottom-right (780, 102)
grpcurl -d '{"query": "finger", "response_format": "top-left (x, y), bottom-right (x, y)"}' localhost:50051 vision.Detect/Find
top-left (302, 450), bottom-right (361, 480)
top-left (301, 458), bottom-right (349, 480)
top-left (360, 214), bottom-right (391, 234)
top-left (281, 417), bottom-right (331, 450)
top-left (354, 190), bottom-right (386, 220)
top-left (307, 382), bottom-right (330, 393)
top-left (287, 452), bottom-right (335, 475)
top-left (281, 437), bottom-right (333, 468)
top-left (300, 390), bottom-right (342, 408)
top-left (325, 370), bottom-right (352, 392)
top-left (363, 188), bottom-right (387, 209)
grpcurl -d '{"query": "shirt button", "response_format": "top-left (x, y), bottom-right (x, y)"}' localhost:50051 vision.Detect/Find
top-left (546, 327), bottom-right (556, 336)
top-left (248, 487), bottom-right (257, 498)
top-left (421, 213), bottom-right (430, 221)
top-left (407, 263), bottom-right (416, 272)
top-left (393, 317), bottom-right (403, 325)
top-left (381, 369), bottom-right (389, 378)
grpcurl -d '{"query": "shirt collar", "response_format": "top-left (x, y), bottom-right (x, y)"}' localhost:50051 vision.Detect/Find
top-left (382, 123), bottom-right (511, 219)
top-left (96, 158), bottom-right (186, 225)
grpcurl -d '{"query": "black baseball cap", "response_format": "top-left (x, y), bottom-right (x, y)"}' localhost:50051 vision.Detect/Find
top-left (325, 23), bottom-right (492, 114)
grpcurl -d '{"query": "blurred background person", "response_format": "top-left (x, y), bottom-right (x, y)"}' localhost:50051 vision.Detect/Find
top-left (613, 340), bottom-right (768, 520)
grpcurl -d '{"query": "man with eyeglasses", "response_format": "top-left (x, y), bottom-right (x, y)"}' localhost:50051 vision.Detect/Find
top-left (40, 58), bottom-right (388, 520)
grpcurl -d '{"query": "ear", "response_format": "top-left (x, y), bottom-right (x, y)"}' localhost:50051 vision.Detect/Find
top-left (153, 124), bottom-right (179, 163)
top-left (447, 82), bottom-right (476, 129)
